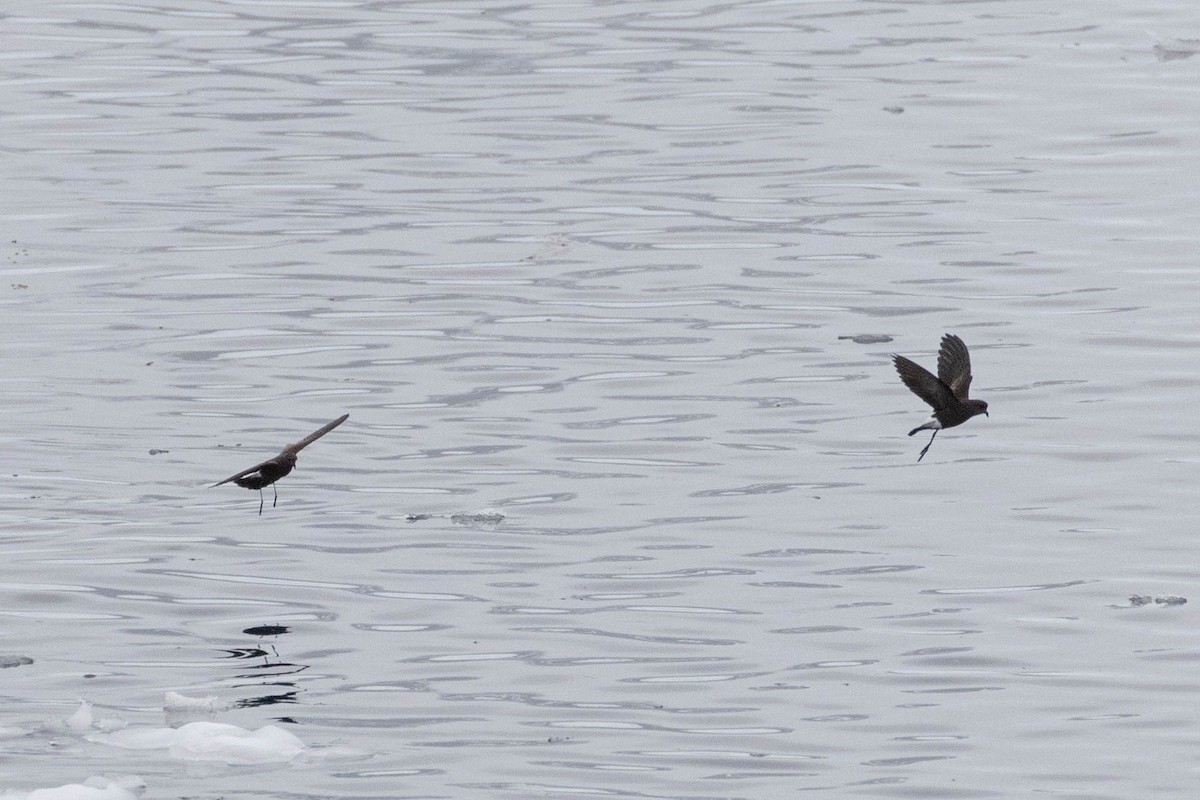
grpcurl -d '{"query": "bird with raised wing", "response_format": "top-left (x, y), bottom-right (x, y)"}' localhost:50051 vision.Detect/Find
top-left (893, 335), bottom-right (988, 461)
top-left (212, 414), bottom-right (349, 513)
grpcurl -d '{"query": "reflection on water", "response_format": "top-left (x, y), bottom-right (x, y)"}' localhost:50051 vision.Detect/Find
top-left (2, 0), bottom-right (1199, 797)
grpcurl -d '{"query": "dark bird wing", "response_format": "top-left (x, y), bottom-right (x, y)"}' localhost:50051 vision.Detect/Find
top-left (212, 414), bottom-right (348, 487)
top-left (211, 456), bottom-right (283, 488)
top-left (286, 413), bottom-right (349, 454)
top-left (894, 354), bottom-right (957, 411)
top-left (936, 334), bottom-right (972, 400)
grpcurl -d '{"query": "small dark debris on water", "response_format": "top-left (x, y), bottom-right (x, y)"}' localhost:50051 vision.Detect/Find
top-left (883, 106), bottom-right (904, 114)
top-left (1153, 42), bottom-right (1200, 62)
top-left (839, 334), bottom-right (893, 344)
top-left (149, 449), bottom-right (169, 455)
top-left (0, 655), bottom-right (33, 669)
top-left (1126, 594), bottom-right (1186, 607)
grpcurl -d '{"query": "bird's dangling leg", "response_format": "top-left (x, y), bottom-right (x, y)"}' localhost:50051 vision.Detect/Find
top-left (272, 483), bottom-right (279, 508)
top-left (917, 430), bottom-right (938, 462)
top-left (257, 489), bottom-right (264, 515)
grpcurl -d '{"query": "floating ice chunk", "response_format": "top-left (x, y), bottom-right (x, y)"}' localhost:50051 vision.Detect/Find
top-left (64, 702), bottom-right (93, 733)
top-left (0, 774), bottom-right (144, 800)
top-left (163, 692), bottom-right (230, 714)
top-left (88, 728), bottom-right (172, 751)
top-left (450, 508), bottom-right (505, 526)
top-left (837, 334), bottom-right (893, 344)
top-left (407, 508), bottom-right (506, 525)
top-left (169, 722), bottom-right (303, 764)
top-left (61, 702), bottom-right (123, 734)
top-left (90, 722), bottom-right (303, 765)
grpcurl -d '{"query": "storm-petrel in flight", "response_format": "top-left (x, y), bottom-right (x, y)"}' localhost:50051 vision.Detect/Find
top-left (893, 335), bottom-right (987, 461)
top-left (212, 413), bottom-right (349, 513)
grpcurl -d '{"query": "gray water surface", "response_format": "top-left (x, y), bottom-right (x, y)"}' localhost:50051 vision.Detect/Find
top-left (2, 1), bottom-right (1199, 797)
